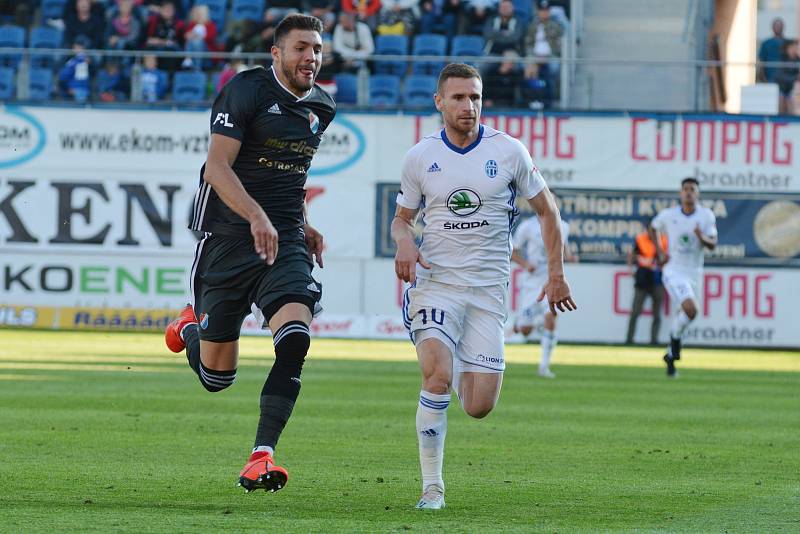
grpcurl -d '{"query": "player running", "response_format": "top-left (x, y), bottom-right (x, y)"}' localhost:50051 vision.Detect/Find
top-left (511, 207), bottom-right (577, 378)
top-left (652, 177), bottom-right (718, 377)
top-left (164, 14), bottom-right (335, 492)
top-left (392, 63), bottom-right (576, 510)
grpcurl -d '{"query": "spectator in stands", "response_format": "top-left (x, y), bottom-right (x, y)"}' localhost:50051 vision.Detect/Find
top-left (333, 11), bottom-right (375, 73)
top-left (264, 0), bottom-right (300, 19)
top-left (0, 0), bottom-right (34, 28)
top-left (521, 61), bottom-right (550, 108)
top-left (58, 37), bottom-right (92, 102)
top-left (216, 55), bottom-right (246, 92)
top-left (482, 49), bottom-right (523, 107)
top-left (776, 39), bottom-right (799, 115)
top-left (757, 17), bottom-right (785, 84)
top-left (64, 0), bottom-right (106, 50)
top-left (183, 4), bottom-right (218, 69)
top-left (378, 0), bottom-right (419, 36)
top-left (419, 0), bottom-right (461, 41)
top-left (146, 1), bottom-right (185, 70)
top-left (316, 39), bottom-right (344, 96)
top-left (459, 0), bottom-right (497, 36)
top-left (236, 8), bottom-right (282, 55)
top-left (304, 0), bottom-right (338, 34)
top-left (97, 59), bottom-right (130, 102)
top-left (342, 0), bottom-right (382, 30)
top-left (140, 53), bottom-right (168, 101)
top-left (483, 0), bottom-right (524, 55)
top-left (525, 0), bottom-right (563, 94)
top-left (106, 0), bottom-right (144, 50)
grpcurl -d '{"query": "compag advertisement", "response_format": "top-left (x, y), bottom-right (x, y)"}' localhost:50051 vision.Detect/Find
top-left (1, 106), bottom-right (798, 347)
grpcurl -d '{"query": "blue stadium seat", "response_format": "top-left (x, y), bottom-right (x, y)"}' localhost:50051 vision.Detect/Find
top-left (374, 35), bottom-right (408, 76)
top-left (512, 0), bottom-right (533, 25)
top-left (369, 74), bottom-right (400, 107)
top-left (28, 68), bottom-right (54, 101)
top-left (230, 0), bottom-right (264, 22)
top-left (334, 73), bottom-right (358, 104)
top-left (402, 75), bottom-right (437, 108)
top-left (0, 25), bottom-right (26, 67)
top-left (0, 67), bottom-right (14, 100)
top-left (29, 26), bottom-right (64, 68)
top-left (172, 71), bottom-right (207, 102)
top-left (197, 0), bottom-right (226, 34)
top-left (412, 33), bottom-right (447, 75)
top-left (41, 0), bottom-right (67, 20)
top-left (451, 35), bottom-right (485, 57)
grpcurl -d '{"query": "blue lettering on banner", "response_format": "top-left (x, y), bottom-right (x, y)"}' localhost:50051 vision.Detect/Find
top-left (0, 107), bottom-right (47, 168)
top-left (308, 115), bottom-right (366, 176)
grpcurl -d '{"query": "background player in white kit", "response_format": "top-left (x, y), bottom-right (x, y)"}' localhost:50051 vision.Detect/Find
top-left (391, 63), bottom-right (576, 510)
top-left (652, 177), bottom-right (717, 377)
top-left (511, 209), bottom-right (578, 378)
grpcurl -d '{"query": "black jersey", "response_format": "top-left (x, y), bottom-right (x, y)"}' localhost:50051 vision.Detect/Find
top-left (190, 66), bottom-right (336, 240)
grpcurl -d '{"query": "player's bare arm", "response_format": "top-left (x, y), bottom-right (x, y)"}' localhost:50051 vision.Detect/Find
top-left (694, 224), bottom-right (718, 250)
top-left (302, 200), bottom-right (324, 268)
top-left (653, 229), bottom-right (670, 266)
top-left (391, 205), bottom-right (431, 283)
top-left (204, 133), bottom-right (279, 264)
top-left (511, 249), bottom-right (535, 272)
top-left (528, 188), bottom-right (576, 314)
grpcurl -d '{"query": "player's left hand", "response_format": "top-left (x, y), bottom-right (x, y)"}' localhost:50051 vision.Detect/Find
top-left (304, 223), bottom-right (324, 268)
top-left (538, 276), bottom-right (577, 315)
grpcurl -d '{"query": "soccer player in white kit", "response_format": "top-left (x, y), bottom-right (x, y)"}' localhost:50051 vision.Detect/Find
top-left (652, 177), bottom-right (718, 377)
top-left (391, 63), bottom-right (576, 510)
top-left (511, 212), bottom-right (577, 378)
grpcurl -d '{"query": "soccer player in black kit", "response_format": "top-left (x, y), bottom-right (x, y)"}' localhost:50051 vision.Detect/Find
top-left (164, 14), bottom-right (335, 493)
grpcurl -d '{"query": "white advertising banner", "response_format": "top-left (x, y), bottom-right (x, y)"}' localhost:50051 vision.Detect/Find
top-left (1, 106), bottom-right (797, 347)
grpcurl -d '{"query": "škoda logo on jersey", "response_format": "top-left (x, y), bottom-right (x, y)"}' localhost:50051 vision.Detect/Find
top-left (446, 188), bottom-right (482, 216)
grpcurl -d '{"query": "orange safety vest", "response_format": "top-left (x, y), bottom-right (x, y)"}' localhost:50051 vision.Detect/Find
top-left (635, 231), bottom-right (668, 269)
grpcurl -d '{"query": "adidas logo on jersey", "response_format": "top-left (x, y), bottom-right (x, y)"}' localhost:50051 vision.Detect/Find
top-left (427, 162), bottom-right (442, 173)
top-left (267, 103), bottom-right (282, 114)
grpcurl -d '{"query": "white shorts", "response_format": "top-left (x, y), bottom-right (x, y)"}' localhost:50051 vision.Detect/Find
top-left (402, 278), bottom-right (508, 373)
top-left (662, 270), bottom-right (700, 306)
top-left (515, 274), bottom-right (548, 329)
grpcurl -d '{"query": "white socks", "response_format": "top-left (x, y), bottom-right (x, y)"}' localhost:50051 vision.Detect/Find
top-left (416, 390), bottom-right (450, 491)
top-left (540, 330), bottom-right (557, 371)
top-left (670, 310), bottom-right (692, 339)
top-left (252, 445), bottom-right (274, 455)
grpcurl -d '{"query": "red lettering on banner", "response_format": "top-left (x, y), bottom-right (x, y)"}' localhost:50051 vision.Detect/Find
top-left (482, 115), bottom-right (500, 131)
top-left (728, 274), bottom-right (748, 317)
top-left (376, 319), bottom-right (406, 335)
top-left (703, 273), bottom-right (723, 316)
top-left (414, 116), bottom-right (423, 143)
top-left (510, 267), bottom-right (523, 310)
top-left (505, 116), bottom-right (524, 143)
top-left (530, 117), bottom-right (548, 158)
top-left (656, 123), bottom-right (675, 161)
top-left (396, 279), bottom-right (405, 308)
top-left (721, 122), bottom-right (741, 163)
top-left (771, 123), bottom-right (792, 165)
top-left (754, 275), bottom-right (775, 318)
top-left (681, 120), bottom-right (715, 161)
top-left (613, 271), bottom-right (629, 313)
top-left (631, 117), bottom-right (648, 161)
top-left (554, 118), bottom-right (575, 159)
top-left (310, 319), bottom-right (353, 335)
top-left (745, 122), bottom-right (766, 164)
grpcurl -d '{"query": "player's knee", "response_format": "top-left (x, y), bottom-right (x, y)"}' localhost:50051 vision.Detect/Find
top-left (683, 303), bottom-right (698, 320)
top-left (199, 363), bottom-right (237, 392)
top-left (422, 373), bottom-right (451, 395)
top-left (464, 402), bottom-right (494, 419)
top-left (273, 321), bottom-right (311, 364)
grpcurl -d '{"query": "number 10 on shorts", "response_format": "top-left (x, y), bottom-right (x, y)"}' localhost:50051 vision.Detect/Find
top-left (418, 308), bottom-right (445, 325)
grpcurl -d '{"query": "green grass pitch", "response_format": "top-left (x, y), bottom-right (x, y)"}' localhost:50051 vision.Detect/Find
top-left (1, 330), bottom-right (798, 532)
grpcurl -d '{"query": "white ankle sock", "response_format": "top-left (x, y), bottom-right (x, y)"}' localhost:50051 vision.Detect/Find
top-left (540, 330), bottom-right (557, 370)
top-left (252, 445), bottom-right (274, 455)
top-left (670, 310), bottom-right (692, 339)
top-left (416, 390), bottom-right (449, 491)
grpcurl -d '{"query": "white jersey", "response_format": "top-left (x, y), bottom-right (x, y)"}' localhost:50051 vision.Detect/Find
top-left (396, 125), bottom-right (547, 286)
top-left (512, 215), bottom-right (570, 276)
top-left (652, 204), bottom-right (717, 278)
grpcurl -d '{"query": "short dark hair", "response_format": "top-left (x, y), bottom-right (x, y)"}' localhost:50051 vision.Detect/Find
top-left (273, 13), bottom-right (323, 47)
top-left (437, 63), bottom-right (481, 94)
top-left (681, 177), bottom-right (699, 188)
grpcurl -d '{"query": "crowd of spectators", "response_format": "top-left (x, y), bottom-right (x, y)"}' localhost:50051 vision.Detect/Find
top-left (0, 0), bottom-right (570, 107)
top-left (757, 17), bottom-right (800, 115)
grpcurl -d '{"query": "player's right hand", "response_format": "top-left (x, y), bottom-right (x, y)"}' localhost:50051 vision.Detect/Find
top-left (395, 238), bottom-right (431, 283)
top-left (251, 213), bottom-right (278, 265)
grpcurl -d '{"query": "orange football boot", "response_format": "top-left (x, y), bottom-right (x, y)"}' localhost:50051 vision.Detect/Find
top-left (164, 304), bottom-right (197, 353)
top-left (238, 451), bottom-right (289, 493)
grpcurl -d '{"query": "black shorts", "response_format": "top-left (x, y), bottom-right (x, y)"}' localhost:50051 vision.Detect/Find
top-left (190, 234), bottom-right (322, 342)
